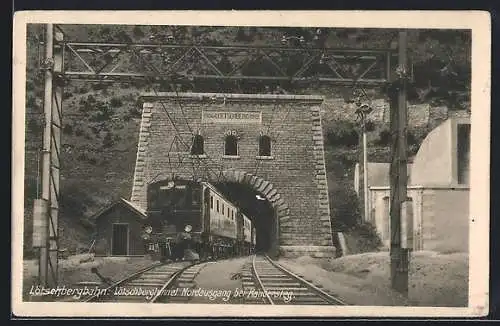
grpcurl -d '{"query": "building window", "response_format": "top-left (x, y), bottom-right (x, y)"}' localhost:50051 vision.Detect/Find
top-left (259, 135), bottom-right (271, 156)
top-left (457, 123), bottom-right (470, 185)
top-left (210, 196), bottom-right (213, 210)
top-left (190, 134), bottom-right (204, 155)
top-left (224, 135), bottom-right (238, 156)
top-left (222, 203), bottom-right (225, 215)
top-left (216, 200), bottom-right (219, 213)
top-left (227, 208), bottom-right (230, 218)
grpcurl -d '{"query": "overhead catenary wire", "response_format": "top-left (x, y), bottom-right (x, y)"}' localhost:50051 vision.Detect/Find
top-left (131, 48), bottom-right (234, 185)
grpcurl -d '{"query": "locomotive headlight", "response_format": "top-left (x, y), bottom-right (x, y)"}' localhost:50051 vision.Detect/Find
top-left (142, 234), bottom-right (151, 241)
top-left (144, 225), bottom-right (153, 234)
top-left (160, 181), bottom-right (175, 190)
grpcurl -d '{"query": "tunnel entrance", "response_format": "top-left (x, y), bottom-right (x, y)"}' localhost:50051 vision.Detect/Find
top-left (213, 182), bottom-right (278, 257)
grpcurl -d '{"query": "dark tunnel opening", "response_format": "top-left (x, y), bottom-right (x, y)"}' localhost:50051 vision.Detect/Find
top-left (213, 181), bottom-right (277, 256)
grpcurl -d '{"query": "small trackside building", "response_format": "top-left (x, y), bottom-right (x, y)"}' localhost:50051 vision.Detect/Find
top-left (93, 198), bottom-right (149, 256)
top-left (365, 117), bottom-right (471, 253)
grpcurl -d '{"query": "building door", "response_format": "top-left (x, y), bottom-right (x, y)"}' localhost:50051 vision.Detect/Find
top-left (112, 224), bottom-right (129, 255)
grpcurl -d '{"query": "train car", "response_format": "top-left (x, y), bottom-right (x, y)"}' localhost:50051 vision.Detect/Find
top-left (146, 178), bottom-right (253, 261)
top-left (201, 182), bottom-right (239, 259)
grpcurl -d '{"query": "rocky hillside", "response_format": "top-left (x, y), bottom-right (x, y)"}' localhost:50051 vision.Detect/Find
top-left (23, 25), bottom-right (471, 256)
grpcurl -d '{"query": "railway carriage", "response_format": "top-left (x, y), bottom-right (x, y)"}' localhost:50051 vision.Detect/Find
top-left (145, 179), bottom-right (255, 261)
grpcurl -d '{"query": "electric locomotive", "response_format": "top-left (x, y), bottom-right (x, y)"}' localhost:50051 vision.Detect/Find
top-left (144, 178), bottom-right (256, 261)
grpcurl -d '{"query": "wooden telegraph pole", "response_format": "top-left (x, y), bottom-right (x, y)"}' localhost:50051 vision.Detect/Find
top-left (389, 30), bottom-right (409, 296)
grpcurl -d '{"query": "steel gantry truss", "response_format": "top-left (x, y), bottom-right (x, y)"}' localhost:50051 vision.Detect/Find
top-left (35, 24), bottom-right (405, 289)
top-left (56, 41), bottom-right (398, 86)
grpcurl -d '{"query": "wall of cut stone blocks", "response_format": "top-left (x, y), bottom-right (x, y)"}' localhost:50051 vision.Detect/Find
top-left (130, 93), bottom-right (336, 258)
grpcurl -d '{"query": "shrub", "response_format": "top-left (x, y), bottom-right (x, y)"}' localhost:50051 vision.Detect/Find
top-left (26, 95), bottom-right (37, 108)
top-left (132, 25), bottom-right (145, 38)
top-left (27, 116), bottom-right (43, 133)
top-left (63, 124), bottom-right (74, 135)
top-left (330, 186), bottom-right (362, 231)
top-left (109, 97), bottom-right (123, 108)
top-left (102, 132), bottom-right (114, 148)
top-left (78, 86), bottom-right (89, 94)
top-left (91, 83), bottom-right (105, 91)
top-left (26, 80), bottom-right (35, 92)
top-left (77, 152), bottom-right (89, 162)
top-left (79, 94), bottom-right (97, 112)
top-left (128, 105), bottom-right (142, 118)
top-left (235, 28), bottom-right (251, 42)
top-left (326, 121), bottom-right (359, 148)
top-left (88, 157), bottom-right (97, 165)
top-left (364, 120), bottom-right (376, 132)
top-left (90, 102), bottom-right (112, 122)
top-left (345, 222), bottom-right (383, 253)
top-left (375, 128), bottom-right (392, 146)
top-left (74, 127), bottom-right (84, 137)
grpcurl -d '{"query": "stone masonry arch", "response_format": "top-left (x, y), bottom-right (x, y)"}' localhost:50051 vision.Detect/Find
top-left (196, 169), bottom-right (286, 256)
top-left (209, 169), bottom-right (288, 224)
top-left (130, 92), bottom-right (336, 258)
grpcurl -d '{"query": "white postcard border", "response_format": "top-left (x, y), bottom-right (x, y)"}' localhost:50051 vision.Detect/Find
top-left (12, 10), bottom-right (491, 317)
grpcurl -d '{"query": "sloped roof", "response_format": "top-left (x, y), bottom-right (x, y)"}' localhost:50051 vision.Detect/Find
top-left (362, 162), bottom-right (413, 187)
top-left (92, 198), bottom-right (147, 221)
top-left (120, 198), bottom-right (147, 217)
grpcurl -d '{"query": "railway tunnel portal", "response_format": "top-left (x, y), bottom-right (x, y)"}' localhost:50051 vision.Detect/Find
top-left (130, 92), bottom-right (336, 258)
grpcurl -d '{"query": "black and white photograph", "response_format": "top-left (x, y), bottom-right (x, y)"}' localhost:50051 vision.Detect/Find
top-left (11, 11), bottom-right (490, 317)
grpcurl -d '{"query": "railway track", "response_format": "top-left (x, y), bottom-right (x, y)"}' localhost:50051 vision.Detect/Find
top-left (85, 261), bottom-right (201, 303)
top-left (242, 254), bottom-right (348, 305)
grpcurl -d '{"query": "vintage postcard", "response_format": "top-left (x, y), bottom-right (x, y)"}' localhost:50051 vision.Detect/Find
top-left (12, 11), bottom-right (490, 318)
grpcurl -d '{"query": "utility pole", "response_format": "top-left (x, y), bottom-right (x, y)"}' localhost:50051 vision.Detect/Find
top-left (389, 30), bottom-right (409, 296)
top-left (34, 24), bottom-right (63, 287)
top-left (362, 118), bottom-right (369, 222)
top-left (355, 100), bottom-right (372, 223)
top-left (38, 23), bottom-right (54, 287)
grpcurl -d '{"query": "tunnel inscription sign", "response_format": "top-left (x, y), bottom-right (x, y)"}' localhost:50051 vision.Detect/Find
top-left (202, 111), bottom-right (262, 124)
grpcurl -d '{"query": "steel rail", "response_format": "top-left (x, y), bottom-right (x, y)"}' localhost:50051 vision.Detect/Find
top-left (84, 262), bottom-right (162, 302)
top-left (251, 254), bottom-right (275, 305)
top-left (264, 254), bottom-right (348, 305)
top-left (149, 262), bottom-right (198, 303)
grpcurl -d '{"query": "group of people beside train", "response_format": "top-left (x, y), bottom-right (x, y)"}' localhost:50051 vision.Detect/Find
top-left (143, 223), bottom-right (256, 262)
